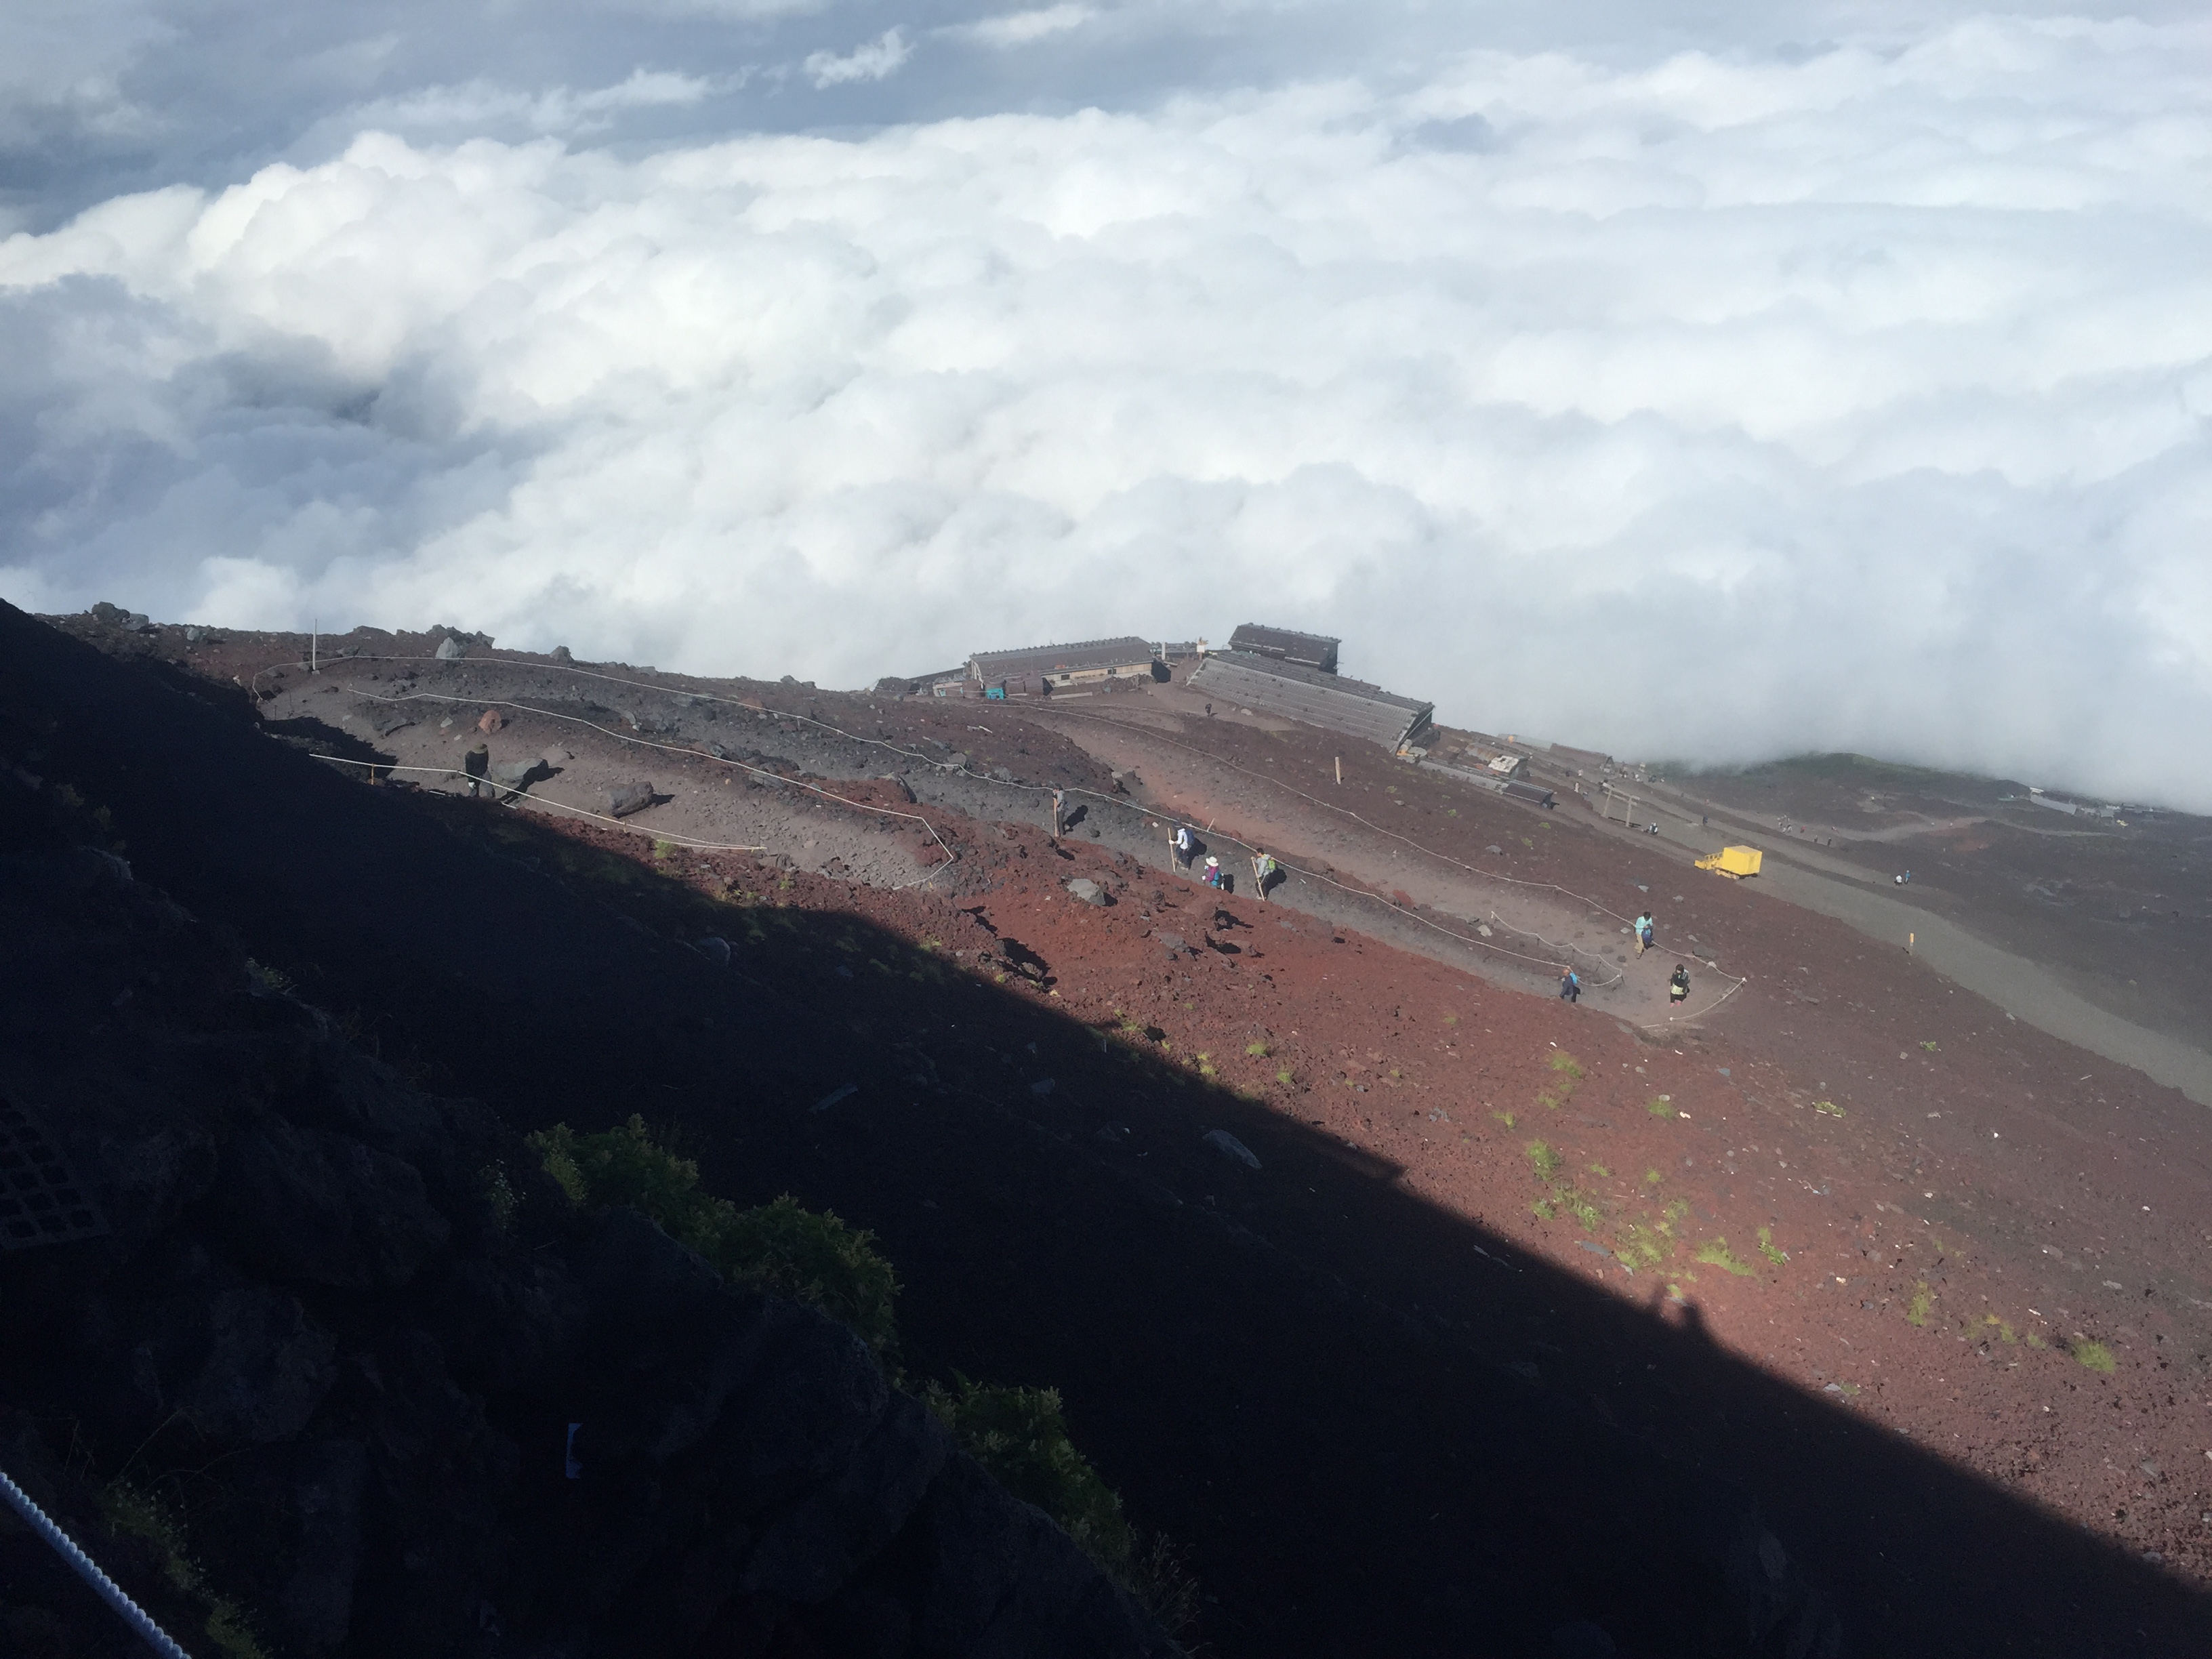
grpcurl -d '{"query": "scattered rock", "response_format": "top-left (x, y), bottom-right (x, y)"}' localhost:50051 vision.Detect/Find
top-left (943, 752), bottom-right (969, 771)
top-left (992, 766), bottom-right (1015, 782)
top-left (1486, 844), bottom-right (1502, 855)
top-left (1158, 933), bottom-right (1189, 958)
top-left (550, 644), bottom-right (573, 663)
top-left (1030, 1078), bottom-right (1057, 1097)
top-left (1065, 878), bottom-right (1107, 907)
top-left (813, 1083), bottom-right (859, 1113)
top-left (477, 709), bottom-right (504, 734)
top-left (1202, 1129), bottom-right (1260, 1169)
top-left (695, 937), bottom-right (731, 966)
top-left (1095, 1124), bottom-right (1130, 1145)
top-left (1477, 924), bottom-right (1493, 938)
top-left (434, 635), bottom-right (468, 661)
top-left (607, 781), bottom-right (657, 818)
top-left (89, 600), bottom-right (124, 623)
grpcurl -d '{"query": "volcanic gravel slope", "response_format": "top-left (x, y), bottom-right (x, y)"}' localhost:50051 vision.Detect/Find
top-left (18, 607), bottom-right (2212, 1656)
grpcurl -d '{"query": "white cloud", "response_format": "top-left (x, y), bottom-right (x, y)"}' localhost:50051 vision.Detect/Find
top-left (804, 28), bottom-right (914, 88)
top-left (945, 5), bottom-right (1097, 49)
top-left (3, 16), bottom-right (2211, 807)
top-left (350, 68), bottom-right (727, 137)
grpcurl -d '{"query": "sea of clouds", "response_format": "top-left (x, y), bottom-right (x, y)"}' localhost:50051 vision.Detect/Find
top-left (1, 1), bottom-right (2208, 805)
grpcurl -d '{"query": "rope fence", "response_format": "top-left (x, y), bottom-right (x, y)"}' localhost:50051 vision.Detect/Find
top-left (0, 1463), bottom-right (194, 1658)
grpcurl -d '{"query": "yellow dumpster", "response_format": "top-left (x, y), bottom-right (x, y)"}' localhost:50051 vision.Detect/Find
top-left (1694, 845), bottom-right (1762, 878)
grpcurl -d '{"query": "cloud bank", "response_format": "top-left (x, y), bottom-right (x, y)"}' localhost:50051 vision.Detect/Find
top-left (1, 12), bottom-right (2209, 806)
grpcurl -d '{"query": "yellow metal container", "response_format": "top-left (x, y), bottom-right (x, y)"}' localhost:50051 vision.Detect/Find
top-left (1694, 845), bottom-right (1763, 878)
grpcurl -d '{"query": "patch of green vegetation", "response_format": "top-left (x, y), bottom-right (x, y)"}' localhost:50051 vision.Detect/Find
top-left (1446, 808), bottom-right (1458, 817)
top-left (2024, 1332), bottom-right (2047, 1350)
top-left (1919, 1041), bottom-right (1938, 1052)
top-left (1246, 1041), bottom-right (1271, 1057)
top-left (1694, 1239), bottom-right (1757, 1278)
top-left (1904, 1284), bottom-right (1933, 1326)
top-left (1442, 1013), bottom-right (1458, 1026)
top-left (1547, 1052), bottom-right (1584, 1079)
top-left (925, 1376), bottom-right (1196, 1633)
top-left (1666, 1283), bottom-right (1683, 1300)
top-left (1982, 1313), bottom-right (2017, 1344)
top-left (100, 1483), bottom-right (267, 1659)
top-left (1614, 1222), bottom-right (1666, 1269)
top-left (1276, 1067), bottom-right (1296, 1086)
top-left (1531, 1199), bottom-right (1555, 1221)
top-left (1644, 1168), bottom-right (1663, 1186)
top-left (1493, 1111), bottom-right (1517, 1128)
top-left (1814, 1100), bottom-right (1845, 1118)
top-left (651, 839), bottom-right (676, 860)
top-left (1520, 836), bottom-right (1534, 849)
top-left (243, 958), bottom-right (293, 997)
top-left (1195, 1054), bottom-right (1216, 1078)
top-left (529, 1118), bottom-right (899, 1355)
top-left (1757, 1226), bottom-right (1788, 1265)
top-left (1536, 1090), bottom-right (1561, 1110)
top-left (1525, 1141), bottom-right (1562, 1180)
top-left (1588, 1163), bottom-right (1611, 1179)
top-left (1647, 1097), bottom-right (1675, 1118)
top-left (2072, 1338), bottom-right (2116, 1374)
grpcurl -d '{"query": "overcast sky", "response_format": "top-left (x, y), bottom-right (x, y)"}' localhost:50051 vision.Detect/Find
top-left (3, 1), bottom-right (2208, 806)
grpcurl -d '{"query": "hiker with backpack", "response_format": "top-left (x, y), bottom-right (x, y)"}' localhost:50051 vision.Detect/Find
top-left (1251, 848), bottom-right (1279, 901)
top-left (1559, 968), bottom-right (1581, 1003)
top-left (1669, 964), bottom-right (1691, 1006)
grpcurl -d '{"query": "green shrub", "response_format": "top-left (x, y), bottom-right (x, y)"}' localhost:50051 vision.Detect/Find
top-left (1525, 1141), bottom-right (1562, 1179)
top-left (529, 1118), bottom-right (899, 1355)
top-left (924, 1377), bottom-right (1195, 1632)
top-left (1694, 1239), bottom-right (1757, 1277)
top-left (720, 1196), bottom-right (900, 1356)
top-left (100, 1483), bottom-right (267, 1659)
top-left (2072, 1338), bottom-right (2116, 1374)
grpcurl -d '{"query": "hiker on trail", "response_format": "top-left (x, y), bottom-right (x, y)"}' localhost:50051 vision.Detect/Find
top-left (1251, 848), bottom-right (1279, 901)
top-left (1171, 823), bottom-right (1195, 870)
top-left (1202, 856), bottom-right (1225, 890)
top-left (1669, 964), bottom-right (1691, 1005)
top-left (464, 741), bottom-right (490, 798)
top-left (1634, 912), bottom-right (1654, 955)
top-left (1050, 787), bottom-right (1068, 838)
top-left (1894, 869), bottom-right (1912, 886)
top-left (1559, 968), bottom-right (1581, 1003)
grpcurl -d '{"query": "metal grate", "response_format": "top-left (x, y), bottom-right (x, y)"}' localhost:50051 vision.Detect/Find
top-left (0, 1099), bottom-right (107, 1250)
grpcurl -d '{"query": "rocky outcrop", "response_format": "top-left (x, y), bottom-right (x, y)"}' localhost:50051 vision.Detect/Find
top-left (0, 842), bottom-right (1177, 1658)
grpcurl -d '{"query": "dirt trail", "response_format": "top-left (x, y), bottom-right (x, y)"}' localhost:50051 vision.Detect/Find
top-left (1626, 790), bottom-right (2212, 1107)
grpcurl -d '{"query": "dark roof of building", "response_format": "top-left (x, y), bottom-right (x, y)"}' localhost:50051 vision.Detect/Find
top-left (1188, 651), bottom-right (1431, 749)
top-left (1227, 623), bottom-right (1340, 670)
top-left (969, 636), bottom-right (1155, 678)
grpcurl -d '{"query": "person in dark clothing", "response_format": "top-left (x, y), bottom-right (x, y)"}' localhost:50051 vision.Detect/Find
top-left (1559, 968), bottom-right (1581, 1003)
top-left (464, 741), bottom-right (490, 798)
top-left (1669, 964), bottom-right (1690, 1005)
